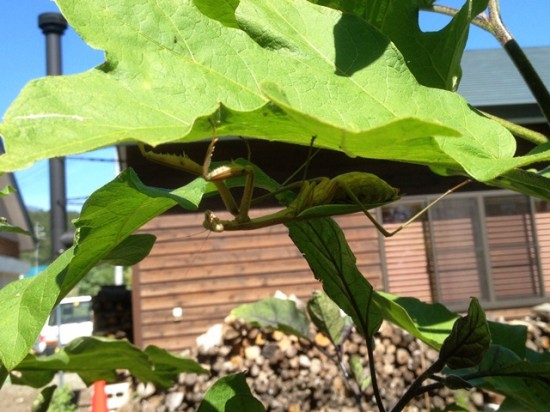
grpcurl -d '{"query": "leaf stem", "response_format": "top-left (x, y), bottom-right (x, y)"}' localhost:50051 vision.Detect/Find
top-left (411, 381), bottom-right (445, 398)
top-left (481, 111), bottom-right (548, 145)
top-left (390, 358), bottom-right (445, 412)
top-left (422, 5), bottom-right (492, 32)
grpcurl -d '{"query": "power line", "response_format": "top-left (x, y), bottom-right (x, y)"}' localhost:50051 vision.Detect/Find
top-left (66, 156), bottom-right (116, 163)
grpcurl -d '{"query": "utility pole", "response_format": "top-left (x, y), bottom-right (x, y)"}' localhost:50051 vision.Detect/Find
top-left (39, 13), bottom-right (68, 388)
top-left (38, 13), bottom-right (68, 260)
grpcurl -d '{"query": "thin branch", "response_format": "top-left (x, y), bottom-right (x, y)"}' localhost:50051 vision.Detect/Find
top-left (311, 340), bottom-right (366, 412)
top-left (421, 5), bottom-right (491, 32)
top-left (390, 358), bottom-right (446, 412)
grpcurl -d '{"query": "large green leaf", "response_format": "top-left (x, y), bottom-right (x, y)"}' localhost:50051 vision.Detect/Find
top-left (469, 345), bottom-right (550, 412)
top-left (311, 0), bottom-right (489, 90)
top-left (0, 250), bottom-right (74, 371)
top-left (0, 169), bottom-right (206, 370)
top-left (31, 385), bottom-right (56, 412)
top-left (99, 234), bottom-right (156, 266)
top-left (307, 290), bottom-right (352, 346)
top-left (2, 0), bottom-right (548, 187)
top-left (373, 292), bottom-right (458, 349)
top-left (231, 297), bottom-right (311, 339)
top-left (439, 298), bottom-right (490, 369)
top-left (197, 373), bottom-right (265, 412)
top-left (12, 336), bottom-right (207, 389)
top-left (287, 218), bottom-right (382, 338)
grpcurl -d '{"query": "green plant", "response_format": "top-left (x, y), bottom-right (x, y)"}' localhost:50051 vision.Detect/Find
top-left (47, 385), bottom-right (76, 412)
top-left (0, 0), bottom-right (549, 411)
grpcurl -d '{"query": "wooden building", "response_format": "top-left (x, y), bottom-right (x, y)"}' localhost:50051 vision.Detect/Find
top-left (0, 173), bottom-right (34, 288)
top-left (120, 47), bottom-right (550, 352)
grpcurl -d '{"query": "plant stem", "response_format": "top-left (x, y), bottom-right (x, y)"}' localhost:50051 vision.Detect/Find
top-left (312, 341), bottom-right (366, 412)
top-left (500, 39), bottom-right (550, 126)
top-left (487, 0), bottom-right (550, 126)
top-left (390, 358), bottom-right (445, 412)
top-left (481, 111), bottom-right (548, 145)
top-left (366, 335), bottom-right (386, 412)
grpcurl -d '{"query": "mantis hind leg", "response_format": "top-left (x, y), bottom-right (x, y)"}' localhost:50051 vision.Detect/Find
top-left (343, 179), bottom-right (471, 237)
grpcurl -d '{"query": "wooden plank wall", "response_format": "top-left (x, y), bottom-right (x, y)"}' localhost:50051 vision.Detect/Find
top-left (535, 210), bottom-right (550, 296)
top-left (383, 222), bottom-right (432, 303)
top-left (133, 199), bottom-right (550, 352)
top-left (135, 208), bottom-right (383, 351)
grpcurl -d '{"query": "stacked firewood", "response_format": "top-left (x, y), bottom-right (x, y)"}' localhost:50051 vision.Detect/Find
top-left (122, 318), bottom-right (491, 411)
top-left (92, 285), bottom-right (133, 342)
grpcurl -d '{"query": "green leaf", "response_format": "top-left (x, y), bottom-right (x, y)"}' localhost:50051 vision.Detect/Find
top-left (443, 375), bottom-right (473, 390)
top-left (193, 0), bottom-right (240, 28)
top-left (12, 336), bottom-right (207, 389)
top-left (488, 321), bottom-right (527, 359)
top-left (307, 290), bottom-right (352, 346)
top-left (287, 218), bottom-right (382, 338)
top-left (487, 168), bottom-right (550, 201)
top-left (197, 373), bottom-right (265, 412)
top-left (439, 298), bottom-right (491, 369)
top-left (373, 292), bottom-right (458, 349)
top-left (31, 385), bottom-right (56, 412)
top-left (100, 234), bottom-right (156, 266)
top-left (3, 0), bottom-right (548, 189)
top-left (352, 0), bottom-right (489, 90)
top-left (0, 184), bottom-right (15, 197)
top-left (0, 185), bottom-right (31, 235)
top-left (350, 354), bottom-right (371, 391)
top-left (0, 169), bottom-right (206, 370)
top-left (0, 220), bottom-right (31, 235)
top-left (472, 345), bottom-right (550, 412)
top-left (143, 345), bottom-right (209, 383)
top-left (0, 250), bottom-right (74, 371)
top-left (231, 297), bottom-right (310, 339)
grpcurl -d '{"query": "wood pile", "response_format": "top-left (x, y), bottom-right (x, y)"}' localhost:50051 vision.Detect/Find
top-left (122, 317), bottom-right (493, 411)
top-left (92, 285), bottom-right (133, 342)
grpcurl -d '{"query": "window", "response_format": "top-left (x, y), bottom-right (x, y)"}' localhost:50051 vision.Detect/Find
top-left (381, 191), bottom-right (546, 309)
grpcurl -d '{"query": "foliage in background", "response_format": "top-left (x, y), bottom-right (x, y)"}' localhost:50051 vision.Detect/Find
top-left (20, 210), bottom-right (79, 267)
top-left (19, 210), bottom-right (131, 296)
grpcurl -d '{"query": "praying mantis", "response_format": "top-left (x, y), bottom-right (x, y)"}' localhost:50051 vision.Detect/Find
top-left (139, 137), bottom-right (469, 236)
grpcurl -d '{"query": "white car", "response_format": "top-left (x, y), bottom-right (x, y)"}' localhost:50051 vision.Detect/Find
top-left (33, 295), bottom-right (93, 355)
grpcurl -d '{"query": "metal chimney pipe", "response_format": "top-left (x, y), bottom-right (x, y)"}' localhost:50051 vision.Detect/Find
top-left (38, 13), bottom-right (68, 259)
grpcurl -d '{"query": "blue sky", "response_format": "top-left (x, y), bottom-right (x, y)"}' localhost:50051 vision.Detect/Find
top-left (1, 0), bottom-right (550, 211)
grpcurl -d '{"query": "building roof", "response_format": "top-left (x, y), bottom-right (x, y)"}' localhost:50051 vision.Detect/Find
top-left (458, 47), bottom-right (550, 123)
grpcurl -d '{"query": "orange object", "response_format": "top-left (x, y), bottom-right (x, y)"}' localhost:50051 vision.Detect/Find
top-left (92, 380), bottom-right (108, 412)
